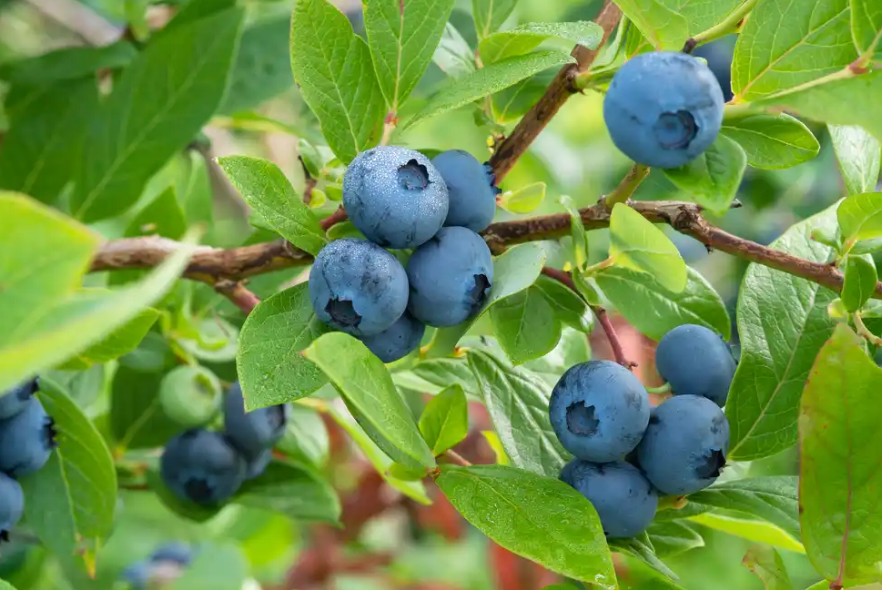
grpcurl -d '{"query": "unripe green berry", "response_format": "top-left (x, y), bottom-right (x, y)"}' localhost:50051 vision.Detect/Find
top-left (159, 366), bottom-right (222, 427)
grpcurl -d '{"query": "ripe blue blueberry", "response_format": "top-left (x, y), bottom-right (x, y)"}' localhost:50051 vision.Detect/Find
top-left (549, 361), bottom-right (650, 463)
top-left (692, 39), bottom-right (735, 102)
top-left (122, 561), bottom-right (152, 590)
top-left (343, 146), bottom-right (449, 249)
top-left (637, 394), bottom-right (729, 495)
top-left (0, 398), bottom-right (56, 478)
top-left (603, 51), bottom-right (725, 169)
top-left (431, 150), bottom-right (499, 232)
top-left (359, 312), bottom-right (426, 363)
top-left (656, 324), bottom-right (736, 407)
top-left (0, 378), bottom-right (37, 421)
top-left (160, 429), bottom-right (246, 506)
top-left (150, 542), bottom-right (193, 566)
top-left (245, 448), bottom-right (273, 480)
top-left (406, 227), bottom-right (493, 327)
top-left (309, 238), bottom-right (409, 336)
top-left (224, 382), bottom-right (288, 459)
top-left (559, 460), bottom-right (657, 538)
top-left (0, 473), bottom-right (24, 540)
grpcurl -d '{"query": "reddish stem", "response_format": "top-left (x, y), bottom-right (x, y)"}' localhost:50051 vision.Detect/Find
top-left (320, 206), bottom-right (349, 231)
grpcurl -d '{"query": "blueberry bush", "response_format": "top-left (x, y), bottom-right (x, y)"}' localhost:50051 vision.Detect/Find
top-left (0, 0), bottom-right (881, 588)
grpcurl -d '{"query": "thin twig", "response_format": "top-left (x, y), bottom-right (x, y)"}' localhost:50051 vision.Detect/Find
top-left (540, 266), bottom-right (577, 291)
top-left (214, 280), bottom-right (261, 314)
top-left (594, 307), bottom-right (635, 369)
top-left (605, 164), bottom-right (650, 206)
top-left (299, 156), bottom-right (316, 205)
top-left (442, 449), bottom-right (472, 467)
top-left (320, 207), bottom-right (349, 231)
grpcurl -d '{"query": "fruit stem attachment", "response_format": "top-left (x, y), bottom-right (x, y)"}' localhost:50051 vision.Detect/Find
top-left (605, 164), bottom-right (650, 206)
top-left (594, 306), bottom-right (637, 370)
top-left (684, 0), bottom-right (759, 52)
top-left (320, 206), bottom-right (349, 231)
top-left (214, 280), bottom-right (261, 314)
top-left (853, 313), bottom-right (882, 347)
top-left (442, 449), bottom-right (472, 467)
top-left (646, 383), bottom-right (671, 394)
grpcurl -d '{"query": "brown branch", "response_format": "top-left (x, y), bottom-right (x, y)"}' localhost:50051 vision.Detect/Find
top-left (214, 280), bottom-right (261, 314)
top-left (89, 200), bottom-right (866, 299)
top-left (488, 1), bottom-right (623, 183)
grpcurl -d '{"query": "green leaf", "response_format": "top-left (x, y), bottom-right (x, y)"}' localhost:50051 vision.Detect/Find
top-left (219, 17), bottom-right (292, 115)
top-left (523, 328), bottom-right (592, 386)
top-left (406, 50), bottom-right (573, 129)
top-left (111, 363), bottom-right (186, 451)
top-left (720, 114), bottom-right (820, 170)
top-left (168, 543), bottom-right (246, 590)
top-left (479, 21), bottom-right (603, 64)
top-left (743, 545), bottom-right (794, 590)
top-left (608, 203), bottom-right (687, 293)
top-left (842, 256), bottom-right (877, 311)
top-left (533, 276), bottom-right (594, 333)
top-left (838, 192), bottom-right (882, 244)
top-left (395, 357), bottom-right (481, 400)
top-left (608, 534), bottom-right (678, 580)
top-left (432, 23), bottom-right (477, 78)
top-left (688, 476), bottom-right (801, 541)
top-left (490, 287), bottom-right (562, 364)
top-left (236, 283), bottom-right (330, 410)
top-left (59, 306), bottom-right (159, 370)
top-left (0, 80), bottom-right (98, 204)
top-left (829, 125), bottom-right (881, 195)
top-left (851, 0), bottom-right (882, 57)
top-left (646, 521), bottom-right (704, 558)
top-left (0, 41), bottom-right (136, 84)
top-left (277, 405), bottom-right (330, 467)
top-left (800, 324), bottom-right (882, 584)
top-left (236, 461), bottom-right (341, 523)
top-left (560, 194), bottom-right (589, 268)
top-left (291, 0), bottom-right (386, 163)
top-left (365, 0), bottom-right (455, 111)
top-left (306, 332), bottom-right (435, 469)
top-left (662, 135), bottom-right (748, 215)
top-left (726, 204), bottom-right (838, 460)
top-left (72, 8), bottom-right (244, 222)
top-left (468, 350), bottom-right (570, 478)
top-left (595, 266), bottom-right (731, 342)
top-left (436, 465), bottom-right (615, 587)
top-left (325, 399), bottom-right (431, 504)
top-left (473, 0), bottom-right (518, 39)
top-left (418, 385), bottom-right (469, 455)
top-left (756, 71), bottom-right (882, 144)
top-left (124, 186), bottom-right (187, 239)
top-left (614, 0), bottom-right (743, 51)
top-left (498, 182), bottom-right (546, 214)
top-left (732, 0), bottom-right (855, 101)
top-left (21, 380), bottom-right (117, 570)
top-left (218, 156), bottom-right (326, 255)
top-left (492, 69), bottom-right (556, 123)
top-left (688, 513), bottom-right (805, 553)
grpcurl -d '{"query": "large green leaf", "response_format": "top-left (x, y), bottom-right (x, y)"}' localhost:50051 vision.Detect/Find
top-left (72, 8), bottom-right (244, 221)
top-left (219, 17), bottom-right (292, 115)
top-left (111, 363), bottom-right (186, 451)
top-left (720, 114), bottom-right (820, 170)
top-left (532, 276), bottom-right (594, 333)
top-left (236, 283), bottom-right (330, 410)
top-left (662, 135), bottom-right (748, 216)
top-left (838, 192), bottom-right (882, 244)
top-left (732, 0), bottom-right (855, 100)
top-left (851, 0), bottom-right (882, 56)
top-left (418, 385), bottom-right (469, 456)
top-left (21, 380), bottom-right (117, 570)
top-left (432, 22), bottom-right (477, 78)
top-left (364, 0), bottom-right (455, 111)
top-left (608, 533), bottom-right (678, 580)
top-left (394, 357), bottom-right (481, 400)
top-left (726, 205), bottom-right (838, 460)
top-left (468, 350), bottom-right (569, 478)
top-left (436, 465), bottom-right (615, 587)
top-left (742, 545), bottom-right (794, 590)
top-left (800, 324), bottom-right (882, 585)
top-left (829, 125), bottom-right (881, 195)
top-left (306, 332), bottom-right (435, 469)
top-left (291, 0), bottom-right (386, 163)
top-left (406, 50), bottom-right (573, 129)
top-left (218, 156), bottom-right (326, 255)
top-left (595, 266), bottom-right (730, 342)
top-left (490, 287), bottom-right (562, 364)
top-left (277, 405), bottom-right (330, 468)
top-left (688, 513), bottom-right (805, 553)
top-left (473, 0), bottom-right (519, 39)
top-left (236, 461), bottom-right (341, 524)
top-left (608, 203), bottom-right (687, 293)
top-left (479, 21), bottom-right (603, 63)
top-left (646, 521), bottom-right (704, 558)
top-left (614, 0), bottom-right (742, 50)
top-left (59, 306), bottom-right (159, 370)
top-left (0, 41), bottom-right (136, 84)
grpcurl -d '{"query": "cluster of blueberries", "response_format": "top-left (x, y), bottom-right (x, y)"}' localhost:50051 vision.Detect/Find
top-left (604, 52), bottom-right (725, 169)
top-left (550, 324), bottom-right (736, 538)
top-left (122, 542), bottom-right (194, 589)
top-left (0, 379), bottom-right (57, 539)
top-left (160, 382), bottom-right (287, 506)
top-left (309, 146), bottom-right (501, 362)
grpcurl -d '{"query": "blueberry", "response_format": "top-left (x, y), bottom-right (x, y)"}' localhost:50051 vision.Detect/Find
top-left (0, 473), bottom-right (24, 540)
top-left (406, 227), bottom-right (493, 327)
top-left (637, 395), bottom-right (729, 495)
top-left (122, 561), bottom-right (152, 589)
top-left (359, 312), bottom-right (426, 363)
top-left (692, 38), bottom-right (735, 102)
top-left (549, 361), bottom-right (650, 463)
top-left (160, 429), bottom-right (246, 506)
top-left (0, 378), bottom-right (38, 421)
top-left (560, 460), bottom-right (657, 538)
top-left (343, 146), bottom-right (449, 248)
top-left (431, 150), bottom-right (499, 232)
top-left (244, 448), bottom-right (272, 480)
top-left (150, 542), bottom-right (193, 566)
top-left (223, 382), bottom-right (288, 459)
top-left (603, 52), bottom-right (725, 169)
top-left (309, 238), bottom-right (409, 336)
top-left (0, 398), bottom-right (56, 477)
top-left (656, 324), bottom-right (736, 407)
